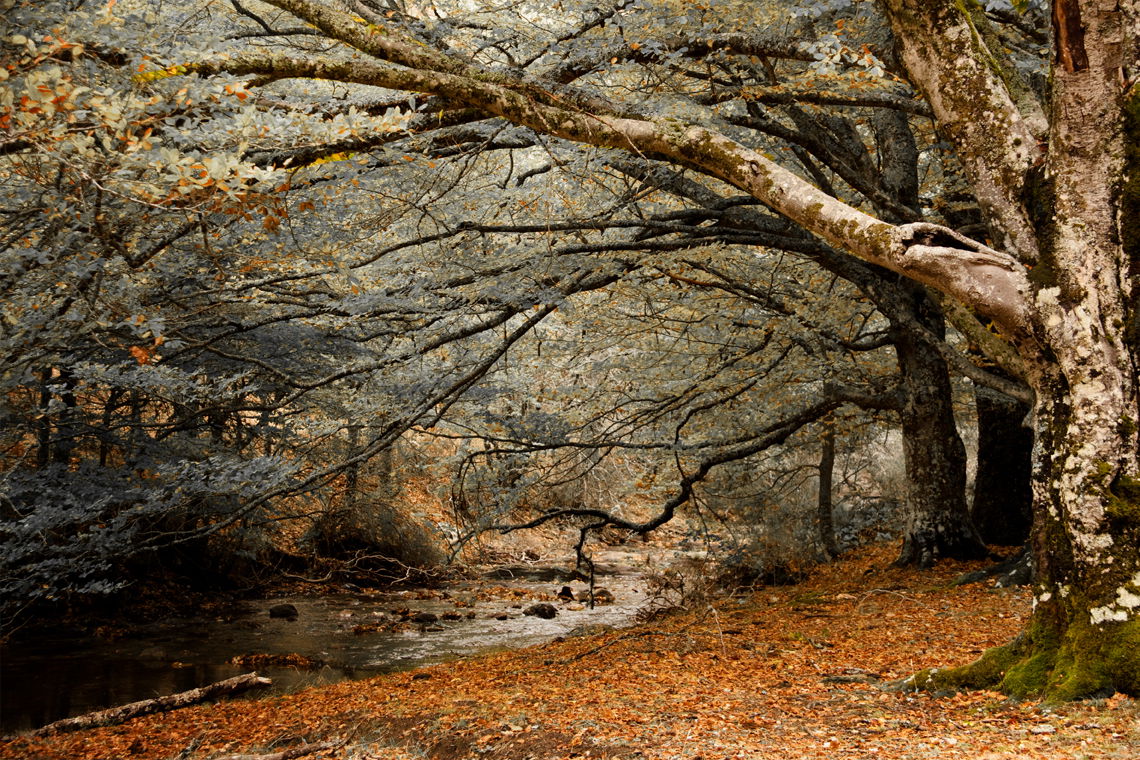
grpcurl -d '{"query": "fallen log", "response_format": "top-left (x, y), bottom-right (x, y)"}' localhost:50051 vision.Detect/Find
top-left (32, 672), bottom-right (272, 736)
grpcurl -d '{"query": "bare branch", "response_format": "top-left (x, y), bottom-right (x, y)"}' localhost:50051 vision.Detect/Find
top-left (189, 47), bottom-right (1032, 339)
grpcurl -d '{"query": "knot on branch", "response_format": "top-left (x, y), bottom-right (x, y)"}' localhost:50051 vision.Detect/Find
top-left (894, 222), bottom-right (1018, 272)
top-left (900, 224), bottom-right (972, 252)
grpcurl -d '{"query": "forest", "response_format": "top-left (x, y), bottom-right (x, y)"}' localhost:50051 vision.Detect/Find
top-left (2, 0), bottom-right (1139, 756)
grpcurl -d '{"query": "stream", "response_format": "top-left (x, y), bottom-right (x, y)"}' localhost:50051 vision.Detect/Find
top-left (1, 549), bottom-right (664, 734)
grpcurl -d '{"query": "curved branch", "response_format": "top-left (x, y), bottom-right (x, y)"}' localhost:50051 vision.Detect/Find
top-left (487, 392), bottom-right (863, 539)
top-left (191, 54), bottom-right (1031, 338)
top-left (181, 0), bottom-right (1035, 343)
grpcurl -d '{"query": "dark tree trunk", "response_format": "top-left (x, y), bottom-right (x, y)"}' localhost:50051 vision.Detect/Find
top-left (817, 422), bottom-right (838, 559)
top-left (35, 370), bottom-right (51, 469)
top-left (51, 369), bottom-right (78, 466)
top-left (971, 383), bottom-right (1033, 546)
top-left (892, 289), bottom-right (988, 567)
top-left (867, 107), bottom-right (985, 565)
top-left (126, 390), bottom-right (143, 467)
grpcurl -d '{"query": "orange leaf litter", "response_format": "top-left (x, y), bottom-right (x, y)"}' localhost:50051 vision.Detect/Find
top-left (4, 546), bottom-right (1137, 760)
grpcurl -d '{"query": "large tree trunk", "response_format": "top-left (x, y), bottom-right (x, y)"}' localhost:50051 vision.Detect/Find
top-left (1006, 0), bottom-right (1140, 697)
top-left (865, 106), bottom-right (984, 567)
top-left (971, 383), bottom-right (1034, 546)
top-left (892, 0), bottom-right (1140, 699)
top-left (892, 289), bottom-right (987, 567)
top-left (1025, 370), bottom-right (1140, 698)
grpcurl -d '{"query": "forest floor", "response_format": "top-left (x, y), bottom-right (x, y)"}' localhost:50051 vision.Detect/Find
top-left (3, 544), bottom-right (1138, 760)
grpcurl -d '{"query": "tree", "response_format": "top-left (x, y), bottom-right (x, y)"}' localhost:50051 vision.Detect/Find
top-left (201, 0), bottom-right (1000, 567)
top-left (4, 0), bottom-right (1132, 697)
top-left (0, 13), bottom-right (564, 616)
top-left (434, 244), bottom-right (902, 566)
top-left (156, 0), bottom-right (1138, 699)
top-left (971, 380), bottom-right (1034, 546)
top-left (628, 164), bottom-right (990, 566)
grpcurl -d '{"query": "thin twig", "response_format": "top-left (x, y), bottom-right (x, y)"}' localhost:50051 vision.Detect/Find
top-left (855, 588), bottom-right (922, 613)
top-left (214, 739), bottom-right (343, 760)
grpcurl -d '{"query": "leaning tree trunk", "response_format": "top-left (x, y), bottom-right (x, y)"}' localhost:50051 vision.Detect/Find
top-left (892, 289), bottom-right (988, 567)
top-left (865, 104), bottom-right (986, 566)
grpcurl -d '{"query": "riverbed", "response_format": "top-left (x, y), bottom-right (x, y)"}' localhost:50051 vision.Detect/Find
top-left (1, 550), bottom-right (666, 734)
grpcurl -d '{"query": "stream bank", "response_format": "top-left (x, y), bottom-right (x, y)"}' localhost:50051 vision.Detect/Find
top-left (7, 546), bottom-right (1108, 760)
top-left (1, 548), bottom-right (671, 734)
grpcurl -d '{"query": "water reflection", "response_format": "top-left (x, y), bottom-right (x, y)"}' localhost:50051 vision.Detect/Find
top-left (1, 562), bottom-right (648, 733)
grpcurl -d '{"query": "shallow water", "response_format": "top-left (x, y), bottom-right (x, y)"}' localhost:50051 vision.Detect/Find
top-left (1, 554), bottom-right (655, 733)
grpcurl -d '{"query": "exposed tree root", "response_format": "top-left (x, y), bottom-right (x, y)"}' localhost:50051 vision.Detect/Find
top-left (902, 615), bottom-right (1140, 702)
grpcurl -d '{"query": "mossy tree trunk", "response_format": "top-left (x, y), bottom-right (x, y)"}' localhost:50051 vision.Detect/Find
top-left (1008, 0), bottom-right (1139, 700)
top-left (1025, 375), bottom-right (1140, 699)
top-left (887, 0), bottom-right (1140, 699)
top-left (1002, 23), bottom-right (1140, 693)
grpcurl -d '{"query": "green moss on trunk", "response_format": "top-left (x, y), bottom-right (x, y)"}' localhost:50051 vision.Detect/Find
top-left (1107, 473), bottom-right (1140, 526)
top-left (909, 634), bottom-right (1032, 693)
top-left (908, 610), bottom-right (1140, 701)
top-left (1049, 616), bottom-right (1140, 700)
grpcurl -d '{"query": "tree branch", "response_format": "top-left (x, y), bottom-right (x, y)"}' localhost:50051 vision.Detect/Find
top-left (182, 0), bottom-right (1034, 342)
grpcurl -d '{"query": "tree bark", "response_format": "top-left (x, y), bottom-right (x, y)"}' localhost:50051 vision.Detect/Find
top-left (890, 0), bottom-right (1140, 699)
top-left (817, 422), bottom-right (837, 559)
top-left (51, 369), bottom-right (78, 466)
top-left (1003, 0), bottom-right (1140, 698)
top-left (31, 673), bottom-right (272, 736)
top-left (891, 292), bottom-right (987, 567)
top-left (971, 384), bottom-right (1033, 546)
